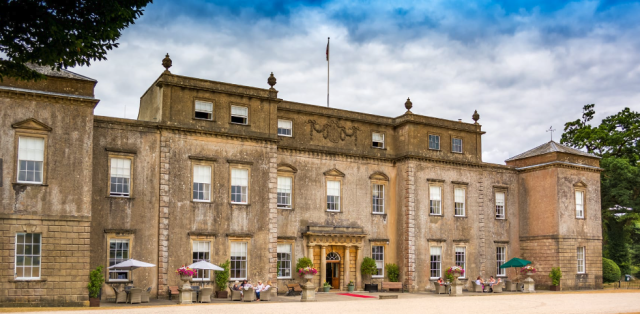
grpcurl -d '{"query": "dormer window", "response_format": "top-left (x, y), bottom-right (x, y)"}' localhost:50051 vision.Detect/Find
top-left (372, 132), bottom-right (384, 148)
top-left (194, 101), bottom-right (213, 120)
top-left (231, 105), bottom-right (248, 125)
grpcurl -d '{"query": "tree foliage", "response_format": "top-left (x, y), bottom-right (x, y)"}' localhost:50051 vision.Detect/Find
top-left (548, 267), bottom-right (562, 286)
top-left (602, 258), bottom-right (621, 283)
top-left (360, 257), bottom-right (378, 284)
top-left (386, 263), bottom-right (400, 282)
top-left (87, 265), bottom-right (104, 298)
top-left (214, 260), bottom-right (230, 291)
top-left (0, 0), bottom-right (152, 81)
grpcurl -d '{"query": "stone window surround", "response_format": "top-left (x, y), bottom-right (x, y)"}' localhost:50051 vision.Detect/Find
top-left (451, 136), bottom-right (463, 154)
top-left (370, 241), bottom-right (386, 278)
top-left (493, 186), bottom-right (509, 220)
top-left (574, 181), bottom-right (587, 220)
top-left (190, 159), bottom-right (215, 203)
top-left (192, 97), bottom-right (216, 121)
top-left (277, 164), bottom-right (297, 210)
top-left (370, 172), bottom-right (389, 215)
top-left (229, 103), bottom-right (250, 126)
top-left (11, 224), bottom-right (48, 282)
top-left (13, 131), bottom-right (49, 185)
top-left (277, 239), bottom-right (295, 279)
top-left (228, 161), bottom-right (252, 205)
top-left (428, 241), bottom-right (444, 280)
top-left (229, 237), bottom-right (250, 281)
top-left (277, 118), bottom-right (293, 137)
top-left (107, 153), bottom-right (135, 198)
top-left (576, 245), bottom-right (587, 274)
top-left (324, 169), bottom-right (345, 213)
top-left (452, 182), bottom-right (468, 217)
top-left (190, 235), bottom-right (214, 282)
top-left (495, 244), bottom-right (507, 277)
top-left (105, 232), bottom-right (135, 283)
top-left (371, 130), bottom-right (386, 149)
top-left (427, 179), bottom-right (445, 216)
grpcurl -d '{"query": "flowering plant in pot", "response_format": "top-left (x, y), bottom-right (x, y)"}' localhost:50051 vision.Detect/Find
top-left (521, 265), bottom-right (537, 275)
top-left (347, 280), bottom-right (355, 292)
top-left (446, 266), bottom-right (465, 278)
top-left (176, 265), bottom-right (197, 277)
top-left (322, 281), bottom-right (332, 292)
top-left (298, 266), bottom-right (319, 277)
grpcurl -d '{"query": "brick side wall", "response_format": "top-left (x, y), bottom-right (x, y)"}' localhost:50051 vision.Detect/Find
top-left (0, 217), bottom-right (90, 307)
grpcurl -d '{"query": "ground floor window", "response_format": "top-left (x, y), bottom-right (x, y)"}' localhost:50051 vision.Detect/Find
top-left (430, 246), bottom-right (442, 279)
top-left (230, 242), bottom-right (248, 280)
top-left (15, 233), bottom-right (41, 279)
top-left (577, 247), bottom-right (586, 274)
top-left (192, 241), bottom-right (211, 281)
top-left (455, 246), bottom-right (466, 278)
top-left (109, 239), bottom-right (130, 281)
top-left (496, 247), bottom-right (506, 276)
top-left (277, 244), bottom-right (292, 278)
top-left (372, 246), bottom-right (384, 277)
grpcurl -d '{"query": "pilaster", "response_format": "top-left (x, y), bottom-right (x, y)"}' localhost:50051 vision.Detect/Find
top-left (267, 145), bottom-right (278, 283)
top-left (157, 133), bottom-right (171, 297)
top-left (402, 161), bottom-right (416, 291)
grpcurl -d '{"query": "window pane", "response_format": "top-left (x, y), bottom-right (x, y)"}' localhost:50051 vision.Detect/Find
top-left (231, 106), bottom-right (248, 117)
top-left (194, 165), bottom-right (212, 184)
top-left (18, 137), bottom-right (45, 162)
top-left (278, 120), bottom-right (292, 129)
top-left (195, 101), bottom-right (213, 112)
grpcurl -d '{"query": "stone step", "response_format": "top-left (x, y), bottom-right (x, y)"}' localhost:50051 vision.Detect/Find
top-left (379, 294), bottom-right (399, 300)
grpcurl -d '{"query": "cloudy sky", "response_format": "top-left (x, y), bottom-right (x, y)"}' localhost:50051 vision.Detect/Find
top-left (74, 0), bottom-right (640, 164)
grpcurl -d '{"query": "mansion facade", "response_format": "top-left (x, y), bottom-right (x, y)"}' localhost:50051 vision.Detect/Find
top-left (0, 59), bottom-right (602, 307)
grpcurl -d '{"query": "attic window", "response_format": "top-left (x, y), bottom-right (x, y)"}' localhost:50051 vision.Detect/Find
top-left (194, 101), bottom-right (213, 120)
top-left (372, 132), bottom-right (384, 148)
top-left (231, 106), bottom-right (248, 125)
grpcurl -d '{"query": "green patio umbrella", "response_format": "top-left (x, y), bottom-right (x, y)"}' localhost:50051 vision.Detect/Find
top-left (500, 257), bottom-right (531, 269)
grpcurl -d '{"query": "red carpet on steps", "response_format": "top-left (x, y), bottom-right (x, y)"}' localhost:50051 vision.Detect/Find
top-left (337, 293), bottom-right (377, 298)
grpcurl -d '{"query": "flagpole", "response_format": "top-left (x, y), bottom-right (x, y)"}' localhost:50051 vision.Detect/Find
top-left (327, 37), bottom-right (330, 108)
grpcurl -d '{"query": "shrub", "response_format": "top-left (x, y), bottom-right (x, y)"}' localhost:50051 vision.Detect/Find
top-left (215, 260), bottom-right (230, 291)
top-left (386, 263), bottom-right (399, 282)
top-left (549, 267), bottom-right (562, 286)
top-left (87, 266), bottom-right (105, 298)
top-left (296, 257), bottom-right (314, 272)
top-left (603, 258), bottom-right (621, 283)
top-left (361, 257), bottom-right (378, 284)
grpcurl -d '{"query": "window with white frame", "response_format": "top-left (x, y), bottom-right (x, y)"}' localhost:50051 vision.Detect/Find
top-left (231, 105), bottom-right (248, 124)
top-left (110, 158), bottom-right (131, 197)
top-left (577, 247), bottom-right (586, 274)
top-left (15, 233), bottom-right (41, 279)
top-left (109, 239), bottom-right (130, 281)
top-left (194, 100), bottom-right (213, 120)
top-left (327, 180), bottom-right (341, 211)
top-left (496, 246), bottom-right (506, 276)
top-left (576, 191), bottom-right (585, 218)
top-left (430, 246), bottom-right (442, 279)
top-left (454, 187), bottom-right (465, 216)
top-left (230, 242), bottom-right (248, 280)
top-left (372, 132), bottom-right (384, 148)
top-left (277, 119), bottom-right (292, 136)
top-left (372, 245), bottom-right (384, 277)
top-left (17, 137), bottom-right (45, 184)
top-left (430, 186), bottom-right (442, 215)
top-left (428, 135), bottom-right (440, 150)
top-left (277, 244), bottom-right (292, 278)
top-left (231, 168), bottom-right (249, 204)
top-left (277, 176), bottom-right (292, 208)
top-left (372, 184), bottom-right (384, 214)
top-left (495, 192), bottom-right (505, 219)
top-left (455, 246), bottom-right (466, 278)
top-left (193, 165), bottom-right (211, 202)
top-left (192, 241), bottom-right (211, 281)
top-left (452, 138), bottom-right (462, 153)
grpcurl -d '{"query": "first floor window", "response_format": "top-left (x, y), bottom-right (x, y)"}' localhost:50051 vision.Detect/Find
top-left (277, 176), bottom-right (292, 208)
top-left (496, 247), bottom-right (506, 276)
top-left (193, 165), bottom-right (211, 201)
top-left (231, 168), bottom-right (249, 203)
top-left (277, 119), bottom-right (292, 136)
top-left (327, 180), bottom-right (341, 211)
top-left (192, 241), bottom-right (211, 280)
top-left (372, 132), bottom-right (384, 148)
top-left (277, 244), bottom-right (292, 278)
top-left (110, 158), bottom-right (131, 197)
top-left (430, 246), bottom-right (442, 279)
top-left (576, 191), bottom-right (584, 218)
top-left (454, 188), bottom-right (465, 216)
top-left (429, 135), bottom-right (440, 150)
top-left (230, 242), bottom-right (248, 280)
top-left (430, 186), bottom-right (442, 215)
top-left (495, 192), bottom-right (505, 219)
top-left (577, 247), bottom-right (586, 274)
top-left (18, 136), bottom-right (45, 184)
top-left (231, 105), bottom-right (248, 124)
top-left (455, 247), bottom-right (466, 278)
top-left (372, 184), bottom-right (384, 213)
top-left (109, 239), bottom-right (130, 281)
top-left (15, 233), bottom-right (41, 279)
top-left (372, 246), bottom-right (384, 277)
top-left (452, 138), bottom-right (462, 153)
top-left (195, 100), bottom-right (213, 120)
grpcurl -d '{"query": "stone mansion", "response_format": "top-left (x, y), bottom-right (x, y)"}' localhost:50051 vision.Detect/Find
top-left (0, 58), bottom-right (602, 307)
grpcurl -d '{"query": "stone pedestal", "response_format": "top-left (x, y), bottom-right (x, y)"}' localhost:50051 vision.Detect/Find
top-left (449, 275), bottom-right (463, 296)
top-left (522, 273), bottom-right (535, 293)
top-left (301, 274), bottom-right (317, 302)
top-left (178, 287), bottom-right (193, 304)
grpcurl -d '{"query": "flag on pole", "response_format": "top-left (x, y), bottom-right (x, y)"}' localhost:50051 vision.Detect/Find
top-left (326, 38), bottom-right (330, 61)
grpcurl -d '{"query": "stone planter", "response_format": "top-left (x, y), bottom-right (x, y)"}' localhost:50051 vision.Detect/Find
top-left (347, 284), bottom-right (355, 292)
top-left (180, 275), bottom-right (192, 290)
top-left (453, 273), bottom-right (462, 279)
top-left (301, 274), bottom-right (317, 302)
top-left (522, 273), bottom-right (536, 293)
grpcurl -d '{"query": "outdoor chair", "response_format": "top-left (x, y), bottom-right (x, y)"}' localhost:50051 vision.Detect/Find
top-left (168, 286), bottom-right (180, 300)
top-left (114, 288), bottom-right (128, 304)
top-left (243, 287), bottom-right (256, 302)
top-left (129, 288), bottom-right (142, 304)
top-left (141, 287), bottom-right (151, 303)
top-left (231, 289), bottom-right (243, 301)
top-left (260, 287), bottom-right (273, 301)
top-left (492, 283), bottom-right (503, 293)
top-left (433, 282), bottom-right (447, 294)
top-left (470, 280), bottom-right (484, 292)
top-left (104, 285), bottom-right (117, 303)
top-left (286, 283), bottom-right (302, 296)
top-left (198, 287), bottom-right (213, 303)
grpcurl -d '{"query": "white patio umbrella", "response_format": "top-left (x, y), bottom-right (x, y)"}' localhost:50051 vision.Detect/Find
top-left (108, 259), bottom-right (156, 285)
top-left (187, 261), bottom-right (224, 271)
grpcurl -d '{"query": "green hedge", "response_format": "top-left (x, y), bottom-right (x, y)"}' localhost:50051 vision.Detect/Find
top-left (602, 257), bottom-right (621, 283)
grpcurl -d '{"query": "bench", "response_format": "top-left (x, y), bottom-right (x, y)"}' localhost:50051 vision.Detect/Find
top-left (381, 282), bottom-right (405, 293)
top-left (286, 283), bottom-right (302, 296)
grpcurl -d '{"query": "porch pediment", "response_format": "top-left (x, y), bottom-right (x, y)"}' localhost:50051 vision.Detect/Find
top-left (303, 225), bottom-right (366, 247)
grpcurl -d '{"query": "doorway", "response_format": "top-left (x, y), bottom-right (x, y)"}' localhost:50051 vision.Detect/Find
top-left (325, 252), bottom-right (341, 289)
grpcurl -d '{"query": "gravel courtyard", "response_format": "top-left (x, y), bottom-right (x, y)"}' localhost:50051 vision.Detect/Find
top-left (4, 291), bottom-right (640, 314)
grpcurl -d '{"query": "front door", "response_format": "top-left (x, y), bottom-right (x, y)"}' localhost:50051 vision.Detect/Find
top-left (326, 262), bottom-right (340, 289)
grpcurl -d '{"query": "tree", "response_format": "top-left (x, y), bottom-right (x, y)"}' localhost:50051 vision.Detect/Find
top-left (360, 257), bottom-right (378, 284)
top-left (561, 104), bottom-right (640, 275)
top-left (0, 0), bottom-right (153, 81)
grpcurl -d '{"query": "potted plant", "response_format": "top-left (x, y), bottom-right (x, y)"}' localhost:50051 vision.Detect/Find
top-left (361, 257), bottom-right (378, 292)
top-left (215, 260), bottom-right (230, 298)
top-left (176, 265), bottom-right (197, 289)
top-left (446, 266), bottom-right (465, 279)
top-left (87, 266), bottom-right (104, 307)
top-left (323, 281), bottom-right (332, 292)
top-left (296, 257), bottom-right (314, 272)
top-left (521, 265), bottom-right (537, 276)
top-left (549, 267), bottom-right (562, 291)
top-left (386, 263), bottom-right (399, 283)
top-left (347, 280), bottom-right (355, 292)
